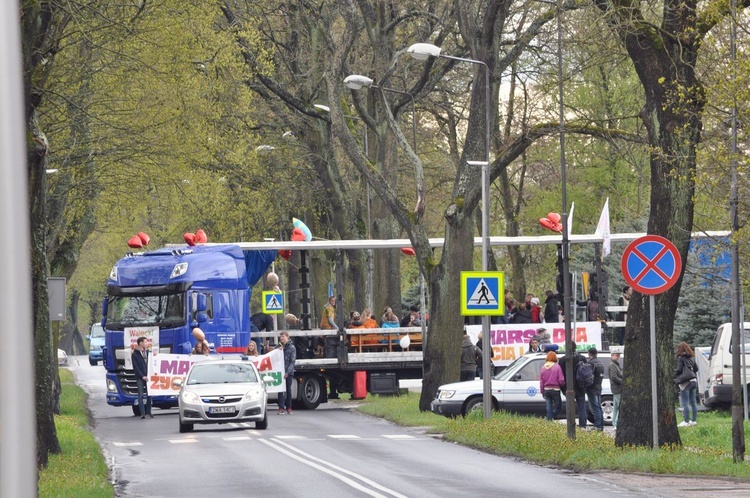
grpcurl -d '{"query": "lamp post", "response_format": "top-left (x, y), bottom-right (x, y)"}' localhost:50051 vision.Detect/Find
top-left (344, 74), bottom-right (425, 337)
top-left (407, 43), bottom-right (493, 419)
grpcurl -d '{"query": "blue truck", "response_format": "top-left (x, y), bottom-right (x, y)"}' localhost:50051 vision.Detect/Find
top-left (102, 244), bottom-right (275, 415)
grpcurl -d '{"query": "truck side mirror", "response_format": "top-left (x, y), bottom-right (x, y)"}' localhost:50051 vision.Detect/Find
top-left (196, 312), bottom-right (208, 324)
top-left (196, 293), bottom-right (207, 312)
top-left (101, 297), bottom-right (108, 327)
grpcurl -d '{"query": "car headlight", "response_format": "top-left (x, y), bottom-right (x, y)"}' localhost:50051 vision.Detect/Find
top-left (243, 388), bottom-right (263, 402)
top-left (181, 391), bottom-right (201, 404)
top-left (438, 390), bottom-right (456, 400)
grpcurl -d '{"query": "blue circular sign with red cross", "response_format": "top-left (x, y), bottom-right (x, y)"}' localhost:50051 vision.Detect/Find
top-left (621, 235), bottom-right (682, 295)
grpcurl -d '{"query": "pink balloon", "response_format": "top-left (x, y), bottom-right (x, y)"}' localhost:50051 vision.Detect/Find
top-left (127, 235), bottom-right (143, 248)
top-left (184, 232), bottom-right (196, 246)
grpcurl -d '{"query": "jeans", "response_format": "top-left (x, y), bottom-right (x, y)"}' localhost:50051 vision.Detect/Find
top-left (136, 378), bottom-right (151, 416)
top-left (587, 388), bottom-right (603, 429)
top-left (575, 391), bottom-right (587, 428)
top-left (544, 389), bottom-right (562, 421)
top-left (460, 370), bottom-right (475, 382)
top-left (278, 374), bottom-right (294, 410)
top-left (680, 381), bottom-right (698, 423)
top-left (612, 393), bottom-right (621, 429)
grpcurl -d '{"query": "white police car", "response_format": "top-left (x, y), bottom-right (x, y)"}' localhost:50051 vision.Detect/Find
top-left (430, 351), bottom-right (619, 423)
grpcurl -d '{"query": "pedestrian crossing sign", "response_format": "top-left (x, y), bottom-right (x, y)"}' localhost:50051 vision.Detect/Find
top-left (460, 271), bottom-right (504, 316)
top-left (262, 291), bottom-right (284, 314)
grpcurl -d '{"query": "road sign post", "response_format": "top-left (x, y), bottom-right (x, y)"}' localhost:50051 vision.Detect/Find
top-left (621, 235), bottom-right (682, 449)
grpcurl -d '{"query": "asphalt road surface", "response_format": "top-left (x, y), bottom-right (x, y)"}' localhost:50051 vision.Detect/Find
top-left (68, 356), bottom-right (750, 497)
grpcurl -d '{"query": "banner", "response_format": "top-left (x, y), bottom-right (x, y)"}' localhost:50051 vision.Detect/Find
top-left (146, 349), bottom-right (286, 395)
top-left (465, 321), bottom-right (602, 367)
top-left (123, 326), bottom-right (159, 370)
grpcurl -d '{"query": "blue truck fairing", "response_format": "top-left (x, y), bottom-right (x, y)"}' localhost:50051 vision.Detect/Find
top-left (103, 244), bottom-right (276, 409)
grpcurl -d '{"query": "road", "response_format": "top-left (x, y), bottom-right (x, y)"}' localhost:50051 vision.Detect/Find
top-left (68, 356), bottom-right (745, 497)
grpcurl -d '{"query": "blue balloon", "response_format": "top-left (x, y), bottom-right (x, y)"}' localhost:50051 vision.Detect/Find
top-left (292, 217), bottom-right (313, 241)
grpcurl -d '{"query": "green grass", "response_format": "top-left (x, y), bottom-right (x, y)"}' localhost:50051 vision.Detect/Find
top-left (357, 393), bottom-right (750, 477)
top-left (38, 369), bottom-right (113, 497)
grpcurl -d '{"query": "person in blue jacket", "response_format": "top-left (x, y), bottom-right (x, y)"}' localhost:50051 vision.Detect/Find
top-left (132, 337), bottom-right (152, 419)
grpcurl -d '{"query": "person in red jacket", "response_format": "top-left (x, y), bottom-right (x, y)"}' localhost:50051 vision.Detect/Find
top-left (529, 297), bottom-right (543, 323)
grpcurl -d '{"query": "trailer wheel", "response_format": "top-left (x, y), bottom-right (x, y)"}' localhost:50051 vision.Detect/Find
top-left (299, 375), bottom-right (323, 410)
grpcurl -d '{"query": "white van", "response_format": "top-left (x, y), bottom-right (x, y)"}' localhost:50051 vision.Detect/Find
top-left (701, 322), bottom-right (750, 407)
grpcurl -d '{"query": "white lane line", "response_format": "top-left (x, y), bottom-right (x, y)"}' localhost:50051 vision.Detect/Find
top-left (112, 442), bottom-right (142, 447)
top-left (328, 434), bottom-right (360, 439)
top-left (382, 435), bottom-right (416, 440)
top-left (168, 439), bottom-right (198, 444)
top-left (260, 439), bottom-right (407, 498)
top-left (223, 436), bottom-right (252, 441)
top-left (275, 435), bottom-right (306, 439)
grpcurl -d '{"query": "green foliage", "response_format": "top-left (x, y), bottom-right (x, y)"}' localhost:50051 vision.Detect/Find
top-left (38, 369), bottom-right (113, 497)
top-left (357, 395), bottom-right (750, 477)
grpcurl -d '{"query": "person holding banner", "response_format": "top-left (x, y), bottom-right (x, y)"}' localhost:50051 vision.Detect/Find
top-left (277, 331), bottom-right (297, 415)
top-left (132, 337), bottom-right (153, 419)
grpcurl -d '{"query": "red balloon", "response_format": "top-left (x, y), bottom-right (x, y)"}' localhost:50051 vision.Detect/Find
top-left (184, 232), bottom-right (196, 246)
top-left (127, 235), bottom-right (143, 248)
top-left (547, 212), bottom-right (561, 224)
top-left (400, 247), bottom-right (416, 256)
top-left (195, 229), bottom-right (207, 244)
top-left (291, 227), bottom-right (307, 242)
top-left (137, 232), bottom-right (150, 246)
top-left (539, 218), bottom-right (563, 233)
top-left (279, 250), bottom-right (292, 261)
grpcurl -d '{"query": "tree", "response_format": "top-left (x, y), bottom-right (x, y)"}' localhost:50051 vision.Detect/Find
top-left (592, 0), bottom-right (750, 448)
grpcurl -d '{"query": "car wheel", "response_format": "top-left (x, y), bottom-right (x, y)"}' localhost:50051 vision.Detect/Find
top-left (179, 420), bottom-right (194, 433)
top-left (299, 374), bottom-right (323, 410)
top-left (132, 405), bottom-right (141, 417)
top-left (601, 396), bottom-right (614, 425)
top-left (463, 397), bottom-right (485, 416)
top-left (256, 411), bottom-right (268, 430)
top-left (89, 358), bottom-right (97, 366)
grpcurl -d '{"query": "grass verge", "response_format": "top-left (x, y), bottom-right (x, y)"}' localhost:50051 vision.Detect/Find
top-left (38, 368), bottom-right (113, 497)
top-left (357, 393), bottom-right (750, 477)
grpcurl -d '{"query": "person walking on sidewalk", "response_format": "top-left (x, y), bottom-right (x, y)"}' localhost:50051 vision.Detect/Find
top-left (277, 331), bottom-right (297, 415)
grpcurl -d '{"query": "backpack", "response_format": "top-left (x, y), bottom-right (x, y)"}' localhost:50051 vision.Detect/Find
top-left (575, 360), bottom-right (594, 388)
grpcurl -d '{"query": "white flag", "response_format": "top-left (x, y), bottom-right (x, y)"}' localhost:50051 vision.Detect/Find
top-left (595, 198), bottom-right (611, 258)
top-left (567, 202), bottom-right (575, 237)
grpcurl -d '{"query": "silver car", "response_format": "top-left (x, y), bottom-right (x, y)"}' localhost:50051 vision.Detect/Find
top-left (178, 359), bottom-right (271, 433)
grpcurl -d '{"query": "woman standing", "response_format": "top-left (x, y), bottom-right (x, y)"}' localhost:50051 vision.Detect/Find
top-left (540, 351), bottom-right (565, 421)
top-left (674, 342), bottom-right (699, 427)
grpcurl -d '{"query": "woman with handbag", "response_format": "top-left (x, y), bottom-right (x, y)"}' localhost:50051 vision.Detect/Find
top-left (674, 342), bottom-right (699, 427)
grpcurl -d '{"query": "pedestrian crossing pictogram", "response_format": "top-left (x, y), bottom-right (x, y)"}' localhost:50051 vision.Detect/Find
top-left (460, 271), bottom-right (504, 316)
top-left (262, 291), bottom-right (284, 314)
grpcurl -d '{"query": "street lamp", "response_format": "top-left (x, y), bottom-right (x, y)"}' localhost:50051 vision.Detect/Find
top-left (344, 74), bottom-right (425, 337)
top-left (406, 42), bottom-right (492, 419)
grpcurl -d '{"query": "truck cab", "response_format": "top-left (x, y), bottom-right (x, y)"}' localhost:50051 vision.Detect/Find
top-left (701, 322), bottom-right (750, 407)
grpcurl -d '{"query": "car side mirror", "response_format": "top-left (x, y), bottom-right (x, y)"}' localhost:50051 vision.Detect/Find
top-left (263, 375), bottom-right (275, 385)
top-left (172, 378), bottom-right (183, 389)
top-left (513, 373), bottom-right (523, 381)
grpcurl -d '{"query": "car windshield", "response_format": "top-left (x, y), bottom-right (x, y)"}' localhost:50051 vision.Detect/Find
top-left (494, 356), bottom-right (529, 381)
top-left (106, 293), bottom-right (186, 329)
top-left (90, 325), bottom-right (105, 338)
top-left (187, 363), bottom-right (258, 385)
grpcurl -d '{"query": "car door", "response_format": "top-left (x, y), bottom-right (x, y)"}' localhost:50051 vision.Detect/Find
top-left (501, 358), bottom-right (546, 416)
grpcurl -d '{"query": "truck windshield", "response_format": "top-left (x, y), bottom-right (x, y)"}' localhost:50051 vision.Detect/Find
top-left (106, 293), bottom-right (186, 329)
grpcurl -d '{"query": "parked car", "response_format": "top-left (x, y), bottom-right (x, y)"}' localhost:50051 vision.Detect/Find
top-left (177, 358), bottom-right (272, 433)
top-left (87, 323), bottom-right (105, 366)
top-left (699, 322), bottom-right (750, 408)
top-left (57, 348), bottom-right (68, 366)
top-left (430, 351), bottom-right (620, 424)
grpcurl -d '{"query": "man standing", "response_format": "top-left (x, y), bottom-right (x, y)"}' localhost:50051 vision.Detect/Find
top-left (559, 342), bottom-right (587, 429)
top-left (543, 290), bottom-right (559, 323)
top-left (132, 337), bottom-right (152, 419)
top-left (277, 331), bottom-right (297, 415)
top-left (460, 331), bottom-right (481, 382)
top-left (318, 296), bottom-right (337, 355)
top-left (609, 349), bottom-right (623, 430)
top-left (587, 347), bottom-right (605, 431)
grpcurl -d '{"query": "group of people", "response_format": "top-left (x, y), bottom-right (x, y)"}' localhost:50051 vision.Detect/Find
top-left (503, 291), bottom-right (560, 325)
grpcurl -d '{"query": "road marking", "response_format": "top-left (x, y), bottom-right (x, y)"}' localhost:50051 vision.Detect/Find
top-left (223, 436), bottom-right (252, 441)
top-left (168, 439), bottom-right (198, 444)
top-left (113, 442), bottom-right (142, 447)
top-left (275, 435), bottom-right (306, 439)
top-left (381, 435), bottom-right (416, 440)
top-left (261, 438), bottom-right (408, 498)
top-left (328, 434), bottom-right (359, 439)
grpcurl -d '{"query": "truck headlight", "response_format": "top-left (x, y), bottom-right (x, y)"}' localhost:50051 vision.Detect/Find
top-left (438, 390), bottom-right (455, 400)
top-left (243, 388), bottom-right (263, 402)
top-left (106, 379), bottom-right (118, 393)
top-left (181, 391), bottom-right (200, 404)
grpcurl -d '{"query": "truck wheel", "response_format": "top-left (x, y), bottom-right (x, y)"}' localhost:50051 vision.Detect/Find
top-left (179, 419), bottom-right (194, 433)
top-left (132, 405), bottom-right (141, 417)
top-left (256, 411), bottom-right (268, 430)
top-left (463, 397), bottom-right (485, 416)
top-left (299, 375), bottom-right (323, 410)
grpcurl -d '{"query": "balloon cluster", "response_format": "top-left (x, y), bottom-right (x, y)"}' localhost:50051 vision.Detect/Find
top-left (539, 212), bottom-right (563, 233)
top-left (184, 229), bottom-right (208, 246)
top-left (278, 217), bottom-right (313, 261)
top-left (127, 232), bottom-right (151, 248)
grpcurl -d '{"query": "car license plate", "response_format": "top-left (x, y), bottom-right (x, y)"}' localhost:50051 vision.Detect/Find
top-left (209, 406), bottom-right (236, 414)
